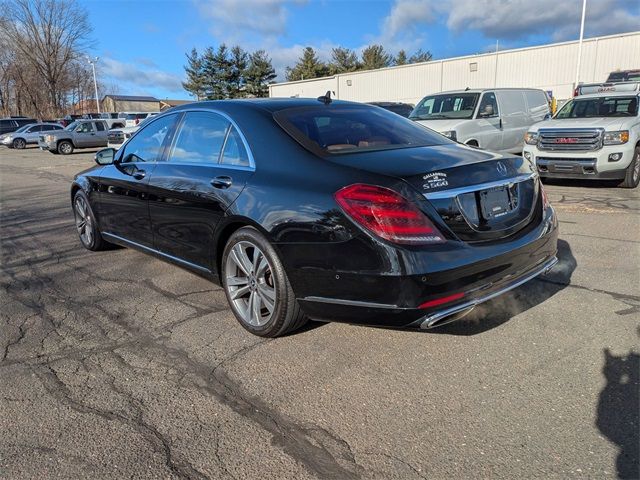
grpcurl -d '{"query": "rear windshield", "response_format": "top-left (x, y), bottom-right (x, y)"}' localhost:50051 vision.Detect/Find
top-left (274, 104), bottom-right (450, 155)
top-left (126, 113), bottom-right (146, 120)
top-left (555, 96), bottom-right (638, 118)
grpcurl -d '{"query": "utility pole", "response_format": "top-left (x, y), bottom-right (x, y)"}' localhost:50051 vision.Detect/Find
top-left (493, 40), bottom-right (499, 87)
top-left (87, 56), bottom-right (100, 114)
top-left (575, 0), bottom-right (587, 87)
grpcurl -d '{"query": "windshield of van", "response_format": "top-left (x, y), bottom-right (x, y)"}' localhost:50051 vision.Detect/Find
top-left (555, 96), bottom-right (638, 119)
top-left (274, 104), bottom-right (450, 155)
top-left (409, 93), bottom-right (479, 120)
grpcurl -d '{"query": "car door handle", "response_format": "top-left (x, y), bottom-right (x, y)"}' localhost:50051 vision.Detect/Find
top-left (133, 170), bottom-right (146, 180)
top-left (211, 176), bottom-right (232, 189)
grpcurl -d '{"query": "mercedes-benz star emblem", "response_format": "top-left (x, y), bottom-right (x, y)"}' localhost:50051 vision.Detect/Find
top-left (496, 161), bottom-right (508, 176)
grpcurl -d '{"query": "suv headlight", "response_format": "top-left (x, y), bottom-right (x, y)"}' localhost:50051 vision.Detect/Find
top-left (603, 130), bottom-right (629, 145)
top-left (441, 130), bottom-right (457, 141)
top-left (524, 132), bottom-right (539, 145)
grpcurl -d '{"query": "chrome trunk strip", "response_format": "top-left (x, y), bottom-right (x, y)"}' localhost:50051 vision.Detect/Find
top-left (424, 172), bottom-right (537, 200)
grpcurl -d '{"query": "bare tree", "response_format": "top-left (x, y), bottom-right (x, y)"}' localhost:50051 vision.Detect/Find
top-left (0, 0), bottom-right (92, 118)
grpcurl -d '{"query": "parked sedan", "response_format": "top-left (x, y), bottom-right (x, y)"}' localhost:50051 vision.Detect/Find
top-left (0, 122), bottom-right (64, 149)
top-left (71, 99), bottom-right (558, 337)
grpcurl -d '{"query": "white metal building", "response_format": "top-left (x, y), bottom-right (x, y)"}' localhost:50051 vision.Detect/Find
top-left (269, 31), bottom-right (640, 103)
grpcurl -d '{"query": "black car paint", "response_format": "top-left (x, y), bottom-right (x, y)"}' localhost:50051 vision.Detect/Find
top-left (72, 99), bottom-right (558, 328)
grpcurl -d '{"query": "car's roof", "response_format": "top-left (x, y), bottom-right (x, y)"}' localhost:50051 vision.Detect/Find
top-left (169, 97), bottom-right (359, 114)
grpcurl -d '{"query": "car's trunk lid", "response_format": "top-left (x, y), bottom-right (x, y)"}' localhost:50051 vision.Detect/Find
top-left (329, 144), bottom-right (541, 243)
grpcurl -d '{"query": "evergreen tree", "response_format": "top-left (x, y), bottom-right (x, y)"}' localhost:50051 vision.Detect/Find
top-left (182, 48), bottom-right (205, 100)
top-left (244, 50), bottom-right (277, 98)
top-left (202, 44), bottom-right (232, 99)
top-left (228, 46), bottom-right (248, 98)
top-left (395, 50), bottom-right (408, 66)
top-left (285, 47), bottom-right (328, 81)
top-left (328, 47), bottom-right (360, 74)
top-left (361, 45), bottom-right (393, 70)
top-left (409, 49), bottom-right (433, 64)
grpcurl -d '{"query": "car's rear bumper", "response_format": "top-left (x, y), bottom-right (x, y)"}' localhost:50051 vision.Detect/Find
top-left (285, 206), bottom-right (558, 328)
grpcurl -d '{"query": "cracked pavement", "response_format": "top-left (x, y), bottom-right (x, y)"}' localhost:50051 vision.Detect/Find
top-left (1, 147), bottom-right (638, 479)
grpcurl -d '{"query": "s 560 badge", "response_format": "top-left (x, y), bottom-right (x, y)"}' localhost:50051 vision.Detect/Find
top-left (423, 172), bottom-right (448, 190)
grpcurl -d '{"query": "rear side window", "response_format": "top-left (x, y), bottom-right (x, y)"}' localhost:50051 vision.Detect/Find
top-left (170, 112), bottom-right (229, 164)
top-left (274, 104), bottom-right (449, 155)
top-left (220, 126), bottom-right (250, 167)
top-left (95, 122), bottom-right (105, 131)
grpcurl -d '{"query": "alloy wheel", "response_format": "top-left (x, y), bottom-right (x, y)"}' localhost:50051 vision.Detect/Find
top-left (13, 138), bottom-right (25, 149)
top-left (74, 196), bottom-right (93, 246)
top-left (225, 240), bottom-right (276, 327)
top-left (60, 142), bottom-right (72, 154)
top-left (634, 152), bottom-right (640, 183)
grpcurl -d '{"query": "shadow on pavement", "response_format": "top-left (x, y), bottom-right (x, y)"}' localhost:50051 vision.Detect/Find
top-left (432, 238), bottom-right (576, 336)
top-left (596, 343), bottom-right (640, 479)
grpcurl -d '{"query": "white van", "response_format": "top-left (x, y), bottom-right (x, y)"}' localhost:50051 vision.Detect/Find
top-left (409, 88), bottom-right (550, 153)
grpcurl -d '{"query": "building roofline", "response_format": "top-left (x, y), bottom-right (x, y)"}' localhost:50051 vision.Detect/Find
top-left (270, 30), bottom-right (640, 89)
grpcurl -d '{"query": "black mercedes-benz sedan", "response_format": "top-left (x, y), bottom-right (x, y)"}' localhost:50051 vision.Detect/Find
top-left (71, 98), bottom-right (558, 337)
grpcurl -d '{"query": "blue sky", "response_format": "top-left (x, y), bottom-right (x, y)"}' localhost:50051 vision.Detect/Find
top-left (85, 0), bottom-right (640, 100)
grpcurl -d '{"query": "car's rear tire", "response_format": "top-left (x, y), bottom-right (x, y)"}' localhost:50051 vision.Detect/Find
top-left (57, 140), bottom-right (74, 155)
top-left (222, 227), bottom-right (307, 337)
top-left (12, 138), bottom-right (26, 149)
top-left (619, 147), bottom-right (640, 189)
top-left (73, 190), bottom-right (107, 251)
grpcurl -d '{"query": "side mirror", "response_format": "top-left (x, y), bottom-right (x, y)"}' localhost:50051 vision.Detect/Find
top-left (95, 148), bottom-right (115, 166)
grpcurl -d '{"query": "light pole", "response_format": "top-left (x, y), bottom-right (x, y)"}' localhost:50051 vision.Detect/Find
top-left (87, 56), bottom-right (100, 114)
top-left (574, 0), bottom-right (587, 88)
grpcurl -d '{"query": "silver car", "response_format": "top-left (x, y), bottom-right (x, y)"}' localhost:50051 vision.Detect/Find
top-left (0, 122), bottom-right (64, 149)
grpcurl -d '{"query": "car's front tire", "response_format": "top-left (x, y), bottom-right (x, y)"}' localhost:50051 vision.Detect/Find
top-left (222, 227), bottom-right (307, 337)
top-left (73, 190), bottom-right (107, 251)
top-left (619, 147), bottom-right (640, 189)
top-left (12, 138), bottom-right (26, 149)
top-left (57, 140), bottom-right (74, 155)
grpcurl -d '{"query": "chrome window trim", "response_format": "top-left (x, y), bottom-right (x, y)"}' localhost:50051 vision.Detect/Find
top-left (424, 172), bottom-right (537, 200)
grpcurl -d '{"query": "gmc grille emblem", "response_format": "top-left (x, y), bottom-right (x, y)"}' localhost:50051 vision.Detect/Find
top-left (555, 137), bottom-right (579, 144)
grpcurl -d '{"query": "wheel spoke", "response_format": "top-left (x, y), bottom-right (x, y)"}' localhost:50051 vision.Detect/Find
top-left (256, 257), bottom-right (269, 276)
top-left (226, 276), bottom-right (249, 287)
top-left (251, 291), bottom-right (262, 324)
top-left (257, 286), bottom-right (275, 312)
top-left (230, 245), bottom-right (252, 275)
top-left (230, 284), bottom-right (251, 300)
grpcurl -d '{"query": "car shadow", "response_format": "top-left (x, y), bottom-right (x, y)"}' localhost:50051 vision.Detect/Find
top-left (428, 238), bottom-right (576, 336)
top-left (596, 339), bottom-right (640, 479)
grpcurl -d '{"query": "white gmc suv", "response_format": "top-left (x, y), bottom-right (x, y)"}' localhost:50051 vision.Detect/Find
top-left (523, 89), bottom-right (639, 188)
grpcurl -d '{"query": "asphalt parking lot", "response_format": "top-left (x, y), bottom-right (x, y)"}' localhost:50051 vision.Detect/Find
top-left (1, 146), bottom-right (638, 479)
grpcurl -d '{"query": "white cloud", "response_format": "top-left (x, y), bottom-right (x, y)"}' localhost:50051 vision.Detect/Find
top-left (197, 0), bottom-right (306, 38)
top-left (378, 0), bottom-right (640, 47)
top-left (100, 57), bottom-right (184, 94)
top-left (445, 0), bottom-right (640, 41)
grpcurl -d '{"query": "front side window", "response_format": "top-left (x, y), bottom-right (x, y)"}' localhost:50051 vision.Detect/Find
top-left (410, 93), bottom-right (479, 120)
top-left (555, 96), bottom-right (638, 119)
top-left (121, 114), bottom-right (177, 163)
top-left (221, 126), bottom-right (250, 167)
top-left (276, 104), bottom-right (450, 155)
top-left (169, 112), bottom-right (229, 164)
top-left (76, 122), bottom-right (94, 133)
top-left (477, 92), bottom-right (499, 118)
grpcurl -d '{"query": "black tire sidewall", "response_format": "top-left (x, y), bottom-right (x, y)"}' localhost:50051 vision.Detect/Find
top-left (222, 227), bottom-right (292, 337)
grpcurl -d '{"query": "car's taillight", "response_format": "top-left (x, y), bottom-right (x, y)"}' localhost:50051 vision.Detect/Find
top-left (334, 184), bottom-right (445, 245)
